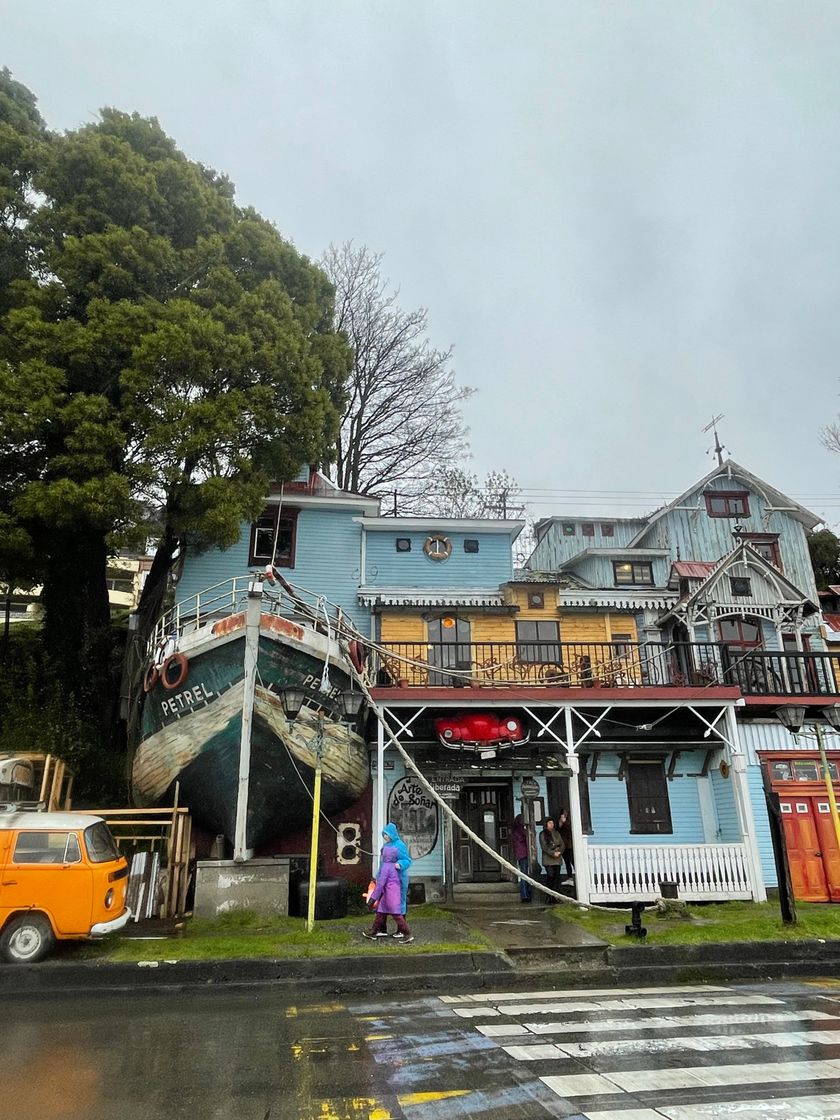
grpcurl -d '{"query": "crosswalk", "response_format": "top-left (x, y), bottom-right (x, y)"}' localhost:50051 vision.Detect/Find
top-left (438, 983), bottom-right (840, 1119)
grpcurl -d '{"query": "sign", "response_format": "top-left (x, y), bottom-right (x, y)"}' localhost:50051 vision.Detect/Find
top-left (387, 776), bottom-right (439, 858)
top-left (430, 780), bottom-right (462, 800)
top-left (520, 777), bottom-right (540, 798)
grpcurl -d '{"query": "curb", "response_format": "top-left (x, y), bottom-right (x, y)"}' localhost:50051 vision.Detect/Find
top-left (5, 940), bottom-right (840, 997)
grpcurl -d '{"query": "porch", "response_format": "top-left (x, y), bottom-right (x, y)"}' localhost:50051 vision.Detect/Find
top-left (374, 640), bottom-right (840, 698)
top-left (583, 840), bottom-right (753, 904)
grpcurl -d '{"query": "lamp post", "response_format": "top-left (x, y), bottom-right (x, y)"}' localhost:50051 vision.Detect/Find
top-left (776, 704), bottom-right (840, 856)
top-left (280, 686), bottom-right (365, 933)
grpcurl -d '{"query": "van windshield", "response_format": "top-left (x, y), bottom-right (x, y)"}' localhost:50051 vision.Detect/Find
top-left (84, 822), bottom-right (120, 863)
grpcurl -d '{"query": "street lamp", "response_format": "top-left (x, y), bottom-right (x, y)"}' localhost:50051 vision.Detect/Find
top-left (280, 687), bottom-right (364, 932)
top-left (775, 703), bottom-right (840, 857)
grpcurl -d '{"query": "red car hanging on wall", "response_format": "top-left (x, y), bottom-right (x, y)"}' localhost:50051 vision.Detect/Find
top-left (434, 711), bottom-right (530, 752)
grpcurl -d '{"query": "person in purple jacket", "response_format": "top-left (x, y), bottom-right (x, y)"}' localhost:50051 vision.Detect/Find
top-left (362, 845), bottom-right (414, 943)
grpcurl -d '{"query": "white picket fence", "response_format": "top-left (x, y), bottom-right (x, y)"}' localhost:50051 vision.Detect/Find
top-left (585, 842), bottom-right (753, 903)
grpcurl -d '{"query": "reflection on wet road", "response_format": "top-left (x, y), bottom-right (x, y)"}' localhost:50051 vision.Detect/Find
top-left (4, 979), bottom-right (840, 1118)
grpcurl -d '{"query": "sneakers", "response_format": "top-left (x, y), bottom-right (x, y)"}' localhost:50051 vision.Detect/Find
top-left (392, 933), bottom-right (414, 943)
top-left (362, 931), bottom-right (387, 941)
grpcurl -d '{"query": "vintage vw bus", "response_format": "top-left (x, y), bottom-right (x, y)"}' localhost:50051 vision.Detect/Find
top-left (0, 811), bottom-right (130, 963)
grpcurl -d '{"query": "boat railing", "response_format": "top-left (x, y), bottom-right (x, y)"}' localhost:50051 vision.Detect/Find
top-left (150, 575), bottom-right (352, 653)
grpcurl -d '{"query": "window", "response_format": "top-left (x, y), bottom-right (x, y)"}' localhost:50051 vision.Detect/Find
top-left (770, 760), bottom-right (792, 781)
top-left (610, 632), bottom-right (634, 658)
top-left (13, 831), bottom-right (82, 864)
top-left (84, 822), bottom-right (120, 863)
top-left (463, 539), bottom-right (479, 553)
top-left (515, 620), bottom-right (561, 664)
top-left (582, 523), bottom-right (595, 537)
top-left (601, 524), bottom-right (615, 538)
top-left (718, 617), bottom-right (762, 647)
top-left (794, 760), bottom-right (819, 782)
top-left (626, 761), bottom-right (673, 834)
top-left (704, 491), bottom-right (750, 518)
top-left (562, 522), bottom-right (576, 536)
top-left (395, 537), bottom-right (411, 552)
top-left (729, 576), bottom-right (752, 597)
top-left (741, 533), bottom-right (782, 569)
top-left (527, 591), bottom-right (545, 609)
top-left (613, 561), bottom-right (654, 587)
top-left (248, 507), bottom-right (298, 568)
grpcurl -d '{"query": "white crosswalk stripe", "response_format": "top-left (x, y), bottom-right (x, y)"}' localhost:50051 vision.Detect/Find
top-left (440, 984), bottom-right (840, 1118)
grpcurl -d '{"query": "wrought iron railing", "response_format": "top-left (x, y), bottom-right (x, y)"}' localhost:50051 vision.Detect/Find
top-left (373, 640), bottom-right (840, 697)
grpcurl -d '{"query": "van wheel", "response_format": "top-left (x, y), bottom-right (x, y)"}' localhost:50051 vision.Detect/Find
top-left (0, 914), bottom-right (55, 964)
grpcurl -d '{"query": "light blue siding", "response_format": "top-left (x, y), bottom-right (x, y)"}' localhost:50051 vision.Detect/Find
top-left (365, 531), bottom-right (514, 588)
top-left (747, 764), bottom-right (778, 887)
top-left (709, 768), bottom-right (740, 841)
top-left (587, 753), bottom-right (705, 844)
top-left (569, 554), bottom-right (671, 590)
top-left (378, 758), bottom-right (444, 880)
top-left (530, 520), bottom-right (646, 569)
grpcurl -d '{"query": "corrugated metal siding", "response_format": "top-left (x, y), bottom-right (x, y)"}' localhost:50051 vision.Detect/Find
top-left (739, 719), bottom-right (840, 763)
top-left (365, 531), bottom-right (514, 589)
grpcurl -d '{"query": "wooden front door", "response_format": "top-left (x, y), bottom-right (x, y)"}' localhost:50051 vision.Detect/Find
top-left (457, 784), bottom-right (512, 882)
top-left (779, 795), bottom-right (840, 902)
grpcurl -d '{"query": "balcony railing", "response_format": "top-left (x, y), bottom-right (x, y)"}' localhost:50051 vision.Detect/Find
top-left (585, 841), bottom-right (753, 902)
top-left (372, 640), bottom-right (840, 697)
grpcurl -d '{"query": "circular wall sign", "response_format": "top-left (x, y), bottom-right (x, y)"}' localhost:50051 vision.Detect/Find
top-left (387, 776), bottom-right (440, 858)
top-left (424, 535), bottom-right (452, 561)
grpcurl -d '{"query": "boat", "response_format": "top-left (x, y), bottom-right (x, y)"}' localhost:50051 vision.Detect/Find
top-left (133, 573), bottom-right (370, 852)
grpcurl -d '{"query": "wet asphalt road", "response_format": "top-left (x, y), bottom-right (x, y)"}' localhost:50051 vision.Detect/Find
top-left (4, 978), bottom-right (840, 1120)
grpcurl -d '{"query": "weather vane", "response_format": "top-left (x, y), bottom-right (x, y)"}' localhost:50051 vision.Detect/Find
top-left (702, 414), bottom-right (727, 467)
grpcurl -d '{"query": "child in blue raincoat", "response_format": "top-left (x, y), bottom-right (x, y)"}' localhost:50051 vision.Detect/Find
top-left (381, 822), bottom-right (412, 914)
top-left (362, 845), bottom-right (414, 942)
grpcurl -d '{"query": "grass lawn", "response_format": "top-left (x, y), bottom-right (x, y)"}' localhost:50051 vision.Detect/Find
top-left (552, 899), bottom-right (840, 946)
top-left (77, 905), bottom-right (490, 962)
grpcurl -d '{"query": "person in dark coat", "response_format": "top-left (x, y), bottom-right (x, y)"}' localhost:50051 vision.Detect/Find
top-left (363, 845), bottom-right (414, 942)
top-left (512, 814), bottom-right (531, 902)
top-left (539, 817), bottom-right (565, 892)
top-left (558, 809), bottom-right (574, 879)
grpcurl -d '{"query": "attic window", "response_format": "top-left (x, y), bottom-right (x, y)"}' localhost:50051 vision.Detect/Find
top-left (562, 522), bottom-right (576, 536)
top-left (730, 576), bottom-right (752, 597)
top-left (395, 538), bottom-right (411, 552)
top-left (464, 539), bottom-right (479, 553)
top-left (613, 561), bottom-right (654, 587)
top-left (704, 491), bottom-right (750, 518)
top-left (601, 524), bottom-right (615, 538)
top-left (582, 523), bottom-right (595, 537)
top-left (249, 508), bottom-right (298, 568)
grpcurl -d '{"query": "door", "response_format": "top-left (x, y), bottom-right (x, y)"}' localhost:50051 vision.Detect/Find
top-left (457, 784), bottom-right (512, 882)
top-left (812, 799), bottom-right (840, 902)
top-left (428, 617), bottom-right (471, 687)
top-left (1, 829), bottom-right (93, 935)
top-left (779, 798), bottom-right (831, 902)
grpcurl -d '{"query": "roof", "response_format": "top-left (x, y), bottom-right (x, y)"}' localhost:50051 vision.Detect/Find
top-left (556, 547), bottom-right (670, 570)
top-left (823, 613), bottom-right (840, 636)
top-left (0, 811), bottom-right (103, 831)
top-left (355, 517), bottom-right (524, 540)
top-left (672, 561), bottom-right (717, 580)
top-left (509, 568), bottom-right (586, 588)
top-left (629, 459), bottom-right (822, 546)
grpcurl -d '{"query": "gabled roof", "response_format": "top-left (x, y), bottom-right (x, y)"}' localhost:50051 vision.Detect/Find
top-left (628, 459), bottom-right (822, 546)
top-left (661, 541), bottom-right (818, 621)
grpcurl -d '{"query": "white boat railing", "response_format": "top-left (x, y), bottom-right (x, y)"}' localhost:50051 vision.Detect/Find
top-left (150, 575), bottom-right (351, 653)
top-left (585, 841), bottom-right (753, 903)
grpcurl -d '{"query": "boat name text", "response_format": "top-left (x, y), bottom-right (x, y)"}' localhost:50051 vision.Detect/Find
top-left (161, 682), bottom-right (214, 716)
top-left (301, 673), bottom-right (344, 701)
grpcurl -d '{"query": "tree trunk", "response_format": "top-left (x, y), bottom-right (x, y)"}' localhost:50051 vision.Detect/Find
top-left (134, 526), bottom-right (179, 653)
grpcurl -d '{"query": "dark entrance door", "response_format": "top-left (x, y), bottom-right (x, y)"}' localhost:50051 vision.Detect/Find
top-left (456, 783), bottom-right (512, 882)
top-left (428, 616), bottom-right (471, 686)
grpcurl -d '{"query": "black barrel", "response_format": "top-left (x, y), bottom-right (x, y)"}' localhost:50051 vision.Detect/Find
top-left (295, 877), bottom-right (348, 920)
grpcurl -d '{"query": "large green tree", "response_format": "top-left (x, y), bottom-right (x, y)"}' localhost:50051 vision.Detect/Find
top-left (808, 528), bottom-right (840, 591)
top-left (0, 76), bottom-right (347, 756)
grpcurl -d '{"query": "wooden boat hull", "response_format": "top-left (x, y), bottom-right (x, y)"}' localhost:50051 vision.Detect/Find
top-left (134, 619), bottom-right (369, 849)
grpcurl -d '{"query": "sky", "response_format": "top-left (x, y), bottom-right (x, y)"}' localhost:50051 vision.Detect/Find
top-left (5, 1), bottom-right (840, 525)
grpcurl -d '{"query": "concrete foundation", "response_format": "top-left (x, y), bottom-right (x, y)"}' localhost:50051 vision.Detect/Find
top-left (193, 858), bottom-right (290, 919)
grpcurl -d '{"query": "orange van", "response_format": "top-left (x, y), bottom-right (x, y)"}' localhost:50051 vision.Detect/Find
top-left (0, 810), bottom-right (130, 963)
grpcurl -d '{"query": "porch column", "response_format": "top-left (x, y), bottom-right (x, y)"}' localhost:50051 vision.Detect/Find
top-left (724, 704), bottom-right (767, 902)
top-left (564, 706), bottom-right (590, 905)
top-left (373, 716), bottom-right (386, 858)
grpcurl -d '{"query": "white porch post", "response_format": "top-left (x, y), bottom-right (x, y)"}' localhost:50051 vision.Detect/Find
top-left (373, 716), bottom-right (386, 859)
top-left (233, 579), bottom-right (261, 862)
top-left (564, 706), bottom-right (590, 905)
top-left (724, 704), bottom-right (767, 902)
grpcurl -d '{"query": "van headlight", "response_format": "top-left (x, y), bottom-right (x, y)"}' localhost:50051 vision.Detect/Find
top-left (104, 889), bottom-right (114, 910)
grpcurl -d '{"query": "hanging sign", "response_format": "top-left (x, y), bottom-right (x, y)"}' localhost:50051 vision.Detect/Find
top-left (387, 776), bottom-right (439, 858)
top-left (430, 779), bottom-right (462, 800)
top-left (520, 777), bottom-right (540, 798)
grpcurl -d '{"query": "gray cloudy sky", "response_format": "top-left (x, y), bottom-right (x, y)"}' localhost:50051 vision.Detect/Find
top-left (5, 1), bottom-right (840, 524)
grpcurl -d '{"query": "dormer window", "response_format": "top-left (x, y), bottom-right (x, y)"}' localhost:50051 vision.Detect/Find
top-left (249, 507), bottom-right (298, 568)
top-left (613, 561), bottom-right (654, 587)
top-left (704, 491), bottom-right (750, 518)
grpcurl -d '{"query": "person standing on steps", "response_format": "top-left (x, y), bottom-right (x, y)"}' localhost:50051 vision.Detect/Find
top-left (512, 814), bottom-right (531, 902)
top-left (558, 809), bottom-right (574, 881)
top-left (381, 822), bottom-right (412, 916)
top-left (539, 816), bottom-right (565, 893)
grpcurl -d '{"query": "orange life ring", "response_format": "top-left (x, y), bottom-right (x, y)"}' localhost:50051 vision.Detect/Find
top-left (160, 652), bottom-right (188, 691)
top-left (143, 664), bottom-right (160, 693)
top-left (348, 640), bottom-right (366, 674)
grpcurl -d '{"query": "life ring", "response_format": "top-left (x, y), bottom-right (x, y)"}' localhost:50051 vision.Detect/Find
top-left (143, 664), bottom-right (160, 693)
top-left (160, 653), bottom-right (188, 691)
top-left (348, 640), bottom-right (366, 674)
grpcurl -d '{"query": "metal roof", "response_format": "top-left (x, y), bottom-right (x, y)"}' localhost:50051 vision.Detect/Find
top-left (0, 811), bottom-right (103, 830)
top-left (672, 561), bottom-right (717, 580)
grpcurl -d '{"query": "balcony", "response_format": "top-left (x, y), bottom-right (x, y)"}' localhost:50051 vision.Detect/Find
top-left (373, 640), bottom-right (840, 697)
top-left (585, 841), bottom-right (753, 903)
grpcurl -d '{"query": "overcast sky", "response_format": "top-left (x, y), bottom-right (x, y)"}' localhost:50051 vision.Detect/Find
top-left (5, 1), bottom-right (840, 524)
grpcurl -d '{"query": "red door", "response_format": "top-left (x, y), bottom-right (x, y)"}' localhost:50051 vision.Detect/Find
top-left (812, 798), bottom-right (840, 902)
top-left (779, 797), bottom-right (830, 902)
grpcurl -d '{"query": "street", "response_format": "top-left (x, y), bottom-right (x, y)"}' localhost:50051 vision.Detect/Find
top-left (4, 979), bottom-right (840, 1119)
